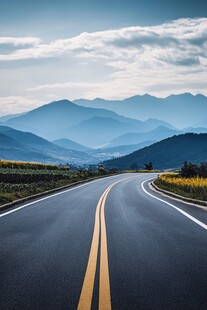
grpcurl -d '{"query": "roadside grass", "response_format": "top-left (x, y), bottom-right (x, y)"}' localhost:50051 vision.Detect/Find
top-left (0, 160), bottom-right (106, 205)
top-left (154, 173), bottom-right (207, 201)
top-left (123, 169), bottom-right (161, 173)
top-left (0, 179), bottom-right (75, 205)
top-left (0, 160), bottom-right (162, 206)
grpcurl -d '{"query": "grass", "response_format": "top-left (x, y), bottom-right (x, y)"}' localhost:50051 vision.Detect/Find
top-left (0, 179), bottom-right (75, 205)
top-left (123, 169), bottom-right (161, 173)
top-left (154, 173), bottom-right (207, 201)
top-left (0, 160), bottom-right (108, 205)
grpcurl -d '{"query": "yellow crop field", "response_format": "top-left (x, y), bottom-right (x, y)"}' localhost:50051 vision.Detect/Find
top-left (0, 159), bottom-right (68, 170)
top-left (155, 173), bottom-right (207, 201)
top-left (160, 174), bottom-right (207, 188)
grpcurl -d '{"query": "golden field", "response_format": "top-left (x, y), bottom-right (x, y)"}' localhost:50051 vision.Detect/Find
top-left (159, 173), bottom-right (207, 188)
top-left (155, 173), bottom-right (207, 201)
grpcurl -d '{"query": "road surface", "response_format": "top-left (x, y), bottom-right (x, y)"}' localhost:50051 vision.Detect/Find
top-left (1, 173), bottom-right (207, 309)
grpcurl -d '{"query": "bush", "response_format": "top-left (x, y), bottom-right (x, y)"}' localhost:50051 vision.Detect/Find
top-left (180, 161), bottom-right (207, 178)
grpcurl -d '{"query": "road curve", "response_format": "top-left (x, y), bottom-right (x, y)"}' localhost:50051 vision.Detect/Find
top-left (1, 173), bottom-right (207, 309)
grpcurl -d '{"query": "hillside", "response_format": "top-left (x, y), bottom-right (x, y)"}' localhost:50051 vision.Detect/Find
top-left (0, 126), bottom-right (93, 164)
top-left (53, 138), bottom-right (91, 152)
top-left (103, 133), bottom-right (207, 170)
top-left (0, 132), bottom-right (53, 162)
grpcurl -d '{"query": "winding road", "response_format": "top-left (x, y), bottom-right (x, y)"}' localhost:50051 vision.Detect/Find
top-left (1, 173), bottom-right (207, 309)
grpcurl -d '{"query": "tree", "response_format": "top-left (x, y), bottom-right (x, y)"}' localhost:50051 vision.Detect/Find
top-left (144, 162), bottom-right (153, 170)
top-left (180, 161), bottom-right (198, 178)
top-left (98, 164), bottom-right (106, 174)
top-left (198, 162), bottom-right (207, 178)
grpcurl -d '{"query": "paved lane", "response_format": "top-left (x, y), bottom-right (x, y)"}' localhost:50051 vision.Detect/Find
top-left (106, 176), bottom-right (207, 309)
top-left (1, 173), bottom-right (207, 309)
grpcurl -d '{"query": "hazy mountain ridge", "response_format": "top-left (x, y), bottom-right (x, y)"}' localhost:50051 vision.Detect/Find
top-left (5, 99), bottom-right (149, 141)
top-left (107, 126), bottom-right (182, 147)
top-left (74, 93), bottom-right (207, 128)
top-left (4, 99), bottom-right (169, 147)
top-left (0, 112), bottom-right (26, 123)
top-left (65, 116), bottom-right (150, 147)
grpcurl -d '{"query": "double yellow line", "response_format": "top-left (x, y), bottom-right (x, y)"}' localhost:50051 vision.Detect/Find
top-left (77, 177), bottom-right (134, 310)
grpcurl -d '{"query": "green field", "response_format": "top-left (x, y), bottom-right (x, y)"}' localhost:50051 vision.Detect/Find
top-left (0, 160), bottom-right (104, 205)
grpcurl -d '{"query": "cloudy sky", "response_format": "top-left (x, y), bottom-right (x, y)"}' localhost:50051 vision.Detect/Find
top-left (0, 0), bottom-right (207, 115)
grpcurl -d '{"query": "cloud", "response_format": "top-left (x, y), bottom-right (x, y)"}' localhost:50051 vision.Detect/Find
top-left (0, 18), bottom-right (207, 106)
top-left (0, 37), bottom-right (41, 46)
top-left (0, 96), bottom-right (42, 116)
top-left (0, 18), bottom-right (206, 62)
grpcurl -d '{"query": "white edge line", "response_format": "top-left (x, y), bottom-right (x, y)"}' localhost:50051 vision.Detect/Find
top-left (141, 178), bottom-right (207, 231)
top-left (0, 174), bottom-right (122, 218)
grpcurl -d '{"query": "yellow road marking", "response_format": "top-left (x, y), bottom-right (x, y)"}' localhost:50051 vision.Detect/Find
top-left (77, 177), bottom-right (135, 310)
top-left (99, 186), bottom-right (112, 310)
top-left (77, 188), bottom-right (108, 310)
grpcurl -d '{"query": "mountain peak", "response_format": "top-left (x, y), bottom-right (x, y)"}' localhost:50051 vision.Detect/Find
top-left (93, 97), bottom-right (107, 102)
top-left (166, 92), bottom-right (194, 99)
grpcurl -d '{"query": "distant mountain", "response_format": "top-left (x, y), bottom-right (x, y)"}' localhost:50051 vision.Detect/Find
top-left (65, 116), bottom-right (149, 147)
top-left (104, 133), bottom-right (207, 170)
top-left (0, 132), bottom-right (52, 163)
top-left (144, 118), bottom-right (176, 130)
top-left (107, 126), bottom-right (182, 147)
top-left (74, 93), bottom-right (207, 128)
top-left (183, 127), bottom-right (207, 134)
top-left (0, 112), bottom-right (26, 123)
top-left (5, 99), bottom-right (148, 141)
top-left (53, 138), bottom-right (91, 152)
top-left (0, 126), bottom-right (93, 164)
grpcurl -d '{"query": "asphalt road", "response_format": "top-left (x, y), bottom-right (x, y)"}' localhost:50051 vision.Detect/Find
top-left (1, 173), bottom-right (207, 310)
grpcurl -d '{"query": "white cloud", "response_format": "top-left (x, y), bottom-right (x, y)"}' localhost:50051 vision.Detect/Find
top-left (0, 18), bottom-right (206, 62)
top-left (0, 96), bottom-right (42, 116)
top-left (0, 18), bottom-right (206, 106)
top-left (0, 37), bottom-right (41, 46)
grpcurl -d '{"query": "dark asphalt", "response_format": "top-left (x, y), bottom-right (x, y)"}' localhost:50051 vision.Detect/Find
top-left (0, 173), bottom-right (207, 309)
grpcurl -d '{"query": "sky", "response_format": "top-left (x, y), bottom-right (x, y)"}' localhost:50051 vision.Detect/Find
top-left (0, 0), bottom-right (207, 115)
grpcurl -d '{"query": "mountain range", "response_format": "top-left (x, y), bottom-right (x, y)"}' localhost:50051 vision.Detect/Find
top-left (1, 93), bottom-right (207, 168)
top-left (3, 99), bottom-right (178, 147)
top-left (74, 93), bottom-right (207, 128)
top-left (4, 100), bottom-right (149, 143)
